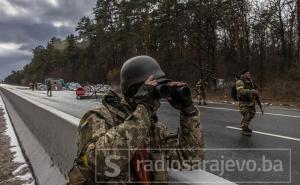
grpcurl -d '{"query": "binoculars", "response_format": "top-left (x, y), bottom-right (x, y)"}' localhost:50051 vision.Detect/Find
top-left (151, 81), bottom-right (191, 100)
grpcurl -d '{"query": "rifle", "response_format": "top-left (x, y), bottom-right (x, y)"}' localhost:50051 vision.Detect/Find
top-left (131, 144), bottom-right (150, 185)
top-left (250, 80), bottom-right (264, 115)
top-left (254, 94), bottom-right (264, 115)
top-left (193, 88), bottom-right (201, 98)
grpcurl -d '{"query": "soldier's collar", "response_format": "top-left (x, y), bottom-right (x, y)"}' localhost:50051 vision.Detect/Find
top-left (102, 90), bottom-right (128, 120)
top-left (106, 104), bottom-right (128, 120)
top-left (120, 98), bottom-right (136, 113)
top-left (241, 77), bottom-right (250, 83)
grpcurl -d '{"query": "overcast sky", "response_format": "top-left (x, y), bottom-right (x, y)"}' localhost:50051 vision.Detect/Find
top-left (0, 0), bottom-right (95, 80)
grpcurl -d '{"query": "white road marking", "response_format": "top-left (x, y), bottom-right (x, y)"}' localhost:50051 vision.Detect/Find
top-left (198, 106), bottom-right (239, 112)
top-left (4, 85), bottom-right (300, 119)
top-left (198, 106), bottom-right (300, 119)
top-left (1, 86), bottom-right (80, 126)
top-left (226, 126), bottom-right (300, 142)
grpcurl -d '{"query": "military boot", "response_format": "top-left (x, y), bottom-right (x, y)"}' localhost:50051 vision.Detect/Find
top-left (245, 127), bottom-right (252, 133)
top-left (242, 126), bottom-right (251, 137)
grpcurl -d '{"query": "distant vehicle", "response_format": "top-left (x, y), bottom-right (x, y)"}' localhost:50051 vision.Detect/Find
top-left (45, 78), bottom-right (65, 91)
top-left (36, 83), bottom-right (47, 91)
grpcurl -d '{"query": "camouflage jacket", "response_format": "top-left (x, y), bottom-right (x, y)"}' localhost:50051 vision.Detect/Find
top-left (236, 78), bottom-right (256, 107)
top-left (196, 80), bottom-right (207, 91)
top-left (69, 90), bottom-right (204, 184)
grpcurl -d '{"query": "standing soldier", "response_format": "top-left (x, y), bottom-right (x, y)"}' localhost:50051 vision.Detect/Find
top-left (236, 70), bottom-right (258, 136)
top-left (67, 56), bottom-right (205, 184)
top-left (29, 82), bottom-right (34, 91)
top-left (195, 79), bottom-right (208, 105)
top-left (46, 80), bottom-right (52, 97)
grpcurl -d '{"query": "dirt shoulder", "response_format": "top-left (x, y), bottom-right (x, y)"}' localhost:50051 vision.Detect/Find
top-left (0, 108), bottom-right (34, 185)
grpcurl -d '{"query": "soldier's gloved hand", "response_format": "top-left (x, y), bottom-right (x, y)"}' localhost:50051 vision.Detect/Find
top-left (132, 75), bottom-right (160, 113)
top-left (167, 82), bottom-right (198, 116)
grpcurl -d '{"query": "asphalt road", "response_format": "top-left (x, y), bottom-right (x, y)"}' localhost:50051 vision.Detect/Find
top-left (3, 85), bottom-right (300, 184)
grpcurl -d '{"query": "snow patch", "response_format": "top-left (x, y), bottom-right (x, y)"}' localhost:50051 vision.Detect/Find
top-left (13, 163), bottom-right (28, 175)
top-left (16, 172), bottom-right (34, 182)
top-left (23, 182), bottom-right (35, 185)
top-left (0, 95), bottom-right (26, 163)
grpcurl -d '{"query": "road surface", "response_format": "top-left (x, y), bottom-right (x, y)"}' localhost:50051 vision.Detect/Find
top-left (2, 85), bottom-right (300, 184)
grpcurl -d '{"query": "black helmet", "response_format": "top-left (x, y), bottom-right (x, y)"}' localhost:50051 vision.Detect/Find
top-left (120, 55), bottom-right (165, 95)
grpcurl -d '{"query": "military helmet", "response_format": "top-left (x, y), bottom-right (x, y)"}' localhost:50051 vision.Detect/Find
top-left (240, 69), bottom-right (249, 75)
top-left (120, 55), bottom-right (165, 95)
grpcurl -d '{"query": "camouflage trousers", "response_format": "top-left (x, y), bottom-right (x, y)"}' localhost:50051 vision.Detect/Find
top-left (196, 90), bottom-right (206, 104)
top-left (239, 106), bottom-right (256, 128)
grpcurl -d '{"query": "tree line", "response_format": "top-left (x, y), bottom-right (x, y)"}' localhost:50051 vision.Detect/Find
top-left (5, 0), bottom-right (300, 101)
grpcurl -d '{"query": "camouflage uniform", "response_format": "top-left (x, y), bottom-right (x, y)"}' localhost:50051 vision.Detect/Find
top-left (68, 90), bottom-right (205, 184)
top-left (46, 81), bottom-right (52, 96)
top-left (235, 78), bottom-right (257, 128)
top-left (195, 80), bottom-right (207, 105)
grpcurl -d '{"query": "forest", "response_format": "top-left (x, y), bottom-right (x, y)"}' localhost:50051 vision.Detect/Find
top-left (5, 0), bottom-right (300, 103)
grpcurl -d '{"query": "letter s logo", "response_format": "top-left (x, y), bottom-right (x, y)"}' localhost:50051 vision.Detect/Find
top-left (104, 155), bottom-right (121, 177)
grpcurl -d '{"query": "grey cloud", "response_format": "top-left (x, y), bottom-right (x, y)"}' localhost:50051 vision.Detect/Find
top-left (0, 58), bottom-right (30, 79)
top-left (0, 0), bottom-right (95, 23)
top-left (0, 54), bottom-right (31, 62)
top-left (0, 0), bottom-right (95, 80)
top-left (0, 55), bottom-right (32, 67)
top-left (0, 20), bottom-right (73, 45)
top-left (41, 0), bottom-right (94, 21)
top-left (19, 43), bottom-right (34, 51)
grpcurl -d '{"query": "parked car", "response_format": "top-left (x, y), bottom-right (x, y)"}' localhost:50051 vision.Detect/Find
top-left (36, 83), bottom-right (47, 91)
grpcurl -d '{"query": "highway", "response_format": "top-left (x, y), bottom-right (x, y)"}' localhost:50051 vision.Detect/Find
top-left (2, 85), bottom-right (300, 184)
